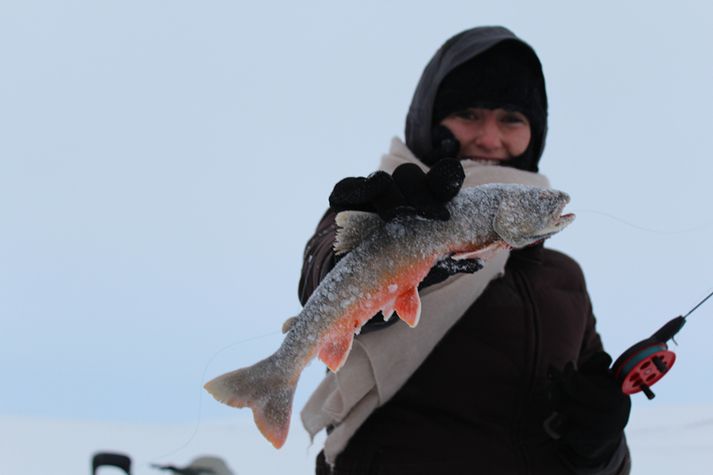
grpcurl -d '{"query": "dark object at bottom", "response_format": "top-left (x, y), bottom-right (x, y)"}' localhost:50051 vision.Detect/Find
top-left (151, 463), bottom-right (216, 475)
top-left (92, 452), bottom-right (132, 475)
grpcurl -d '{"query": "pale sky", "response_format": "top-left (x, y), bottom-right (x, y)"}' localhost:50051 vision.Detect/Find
top-left (2, 0), bottom-right (712, 459)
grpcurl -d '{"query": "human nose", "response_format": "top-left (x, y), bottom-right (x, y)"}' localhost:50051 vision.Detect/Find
top-left (473, 117), bottom-right (501, 150)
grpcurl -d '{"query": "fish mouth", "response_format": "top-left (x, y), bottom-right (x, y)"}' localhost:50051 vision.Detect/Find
top-left (532, 212), bottom-right (576, 240)
top-left (528, 198), bottom-right (576, 241)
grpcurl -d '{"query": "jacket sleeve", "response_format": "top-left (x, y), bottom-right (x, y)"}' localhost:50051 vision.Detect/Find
top-left (574, 293), bottom-right (632, 475)
top-left (298, 209), bottom-right (339, 306)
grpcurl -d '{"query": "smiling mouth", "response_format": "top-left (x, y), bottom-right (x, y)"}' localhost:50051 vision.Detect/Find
top-left (459, 156), bottom-right (506, 164)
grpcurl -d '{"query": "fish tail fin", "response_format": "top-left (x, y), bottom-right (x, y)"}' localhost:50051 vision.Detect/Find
top-left (204, 355), bottom-right (296, 448)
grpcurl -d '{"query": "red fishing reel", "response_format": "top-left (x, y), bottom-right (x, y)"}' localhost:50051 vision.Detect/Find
top-left (611, 316), bottom-right (686, 399)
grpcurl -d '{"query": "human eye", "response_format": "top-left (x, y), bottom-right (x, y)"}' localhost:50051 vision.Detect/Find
top-left (453, 109), bottom-right (480, 121)
top-left (500, 111), bottom-right (529, 125)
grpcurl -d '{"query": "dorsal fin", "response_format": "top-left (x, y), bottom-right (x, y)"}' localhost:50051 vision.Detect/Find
top-left (334, 211), bottom-right (383, 255)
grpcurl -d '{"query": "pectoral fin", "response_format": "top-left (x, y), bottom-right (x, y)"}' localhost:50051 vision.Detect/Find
top-left (318, 333), bottom-right (355, 372)
top-left (394, 287), bottom-right (421, 328)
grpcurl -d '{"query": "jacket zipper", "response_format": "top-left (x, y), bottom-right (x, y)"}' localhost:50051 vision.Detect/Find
top-left (512, 268), bottom-right (540, 475)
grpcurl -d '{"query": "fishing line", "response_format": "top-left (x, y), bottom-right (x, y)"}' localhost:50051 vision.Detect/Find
top-left (573, 208), bottom-right (713, 236)
top-left (144, 329), bottom-right (282, 465)
top-left (683, 288), bottom-right (713, 319)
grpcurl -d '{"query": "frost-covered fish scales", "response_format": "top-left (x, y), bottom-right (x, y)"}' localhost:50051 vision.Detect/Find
top-left (204, 183), bottom-right (575, 449)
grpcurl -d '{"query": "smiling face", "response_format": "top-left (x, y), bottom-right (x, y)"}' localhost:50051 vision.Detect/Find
top-left (439, 107), bottom-right (532, 163)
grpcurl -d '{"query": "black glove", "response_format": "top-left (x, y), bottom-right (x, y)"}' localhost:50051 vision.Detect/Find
top-left (329, 158), bottom-right (465, 221)
top-left (418, 255), bottom-right (484, 289)
top-left (430, 124), bottom-right (461, 164)
top-left (545, 352), bottom-right (631, 468)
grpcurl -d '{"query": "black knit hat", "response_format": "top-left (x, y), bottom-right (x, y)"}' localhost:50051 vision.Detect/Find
top-left (431, 40), bottom-right (547, 171)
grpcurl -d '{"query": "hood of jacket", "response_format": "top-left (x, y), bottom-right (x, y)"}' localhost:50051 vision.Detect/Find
top-left (404, 26), bottom-right (548, 170)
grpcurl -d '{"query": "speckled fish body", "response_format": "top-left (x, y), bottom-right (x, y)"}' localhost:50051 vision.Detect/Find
top-left (204, 183), bottom-right (574, 449)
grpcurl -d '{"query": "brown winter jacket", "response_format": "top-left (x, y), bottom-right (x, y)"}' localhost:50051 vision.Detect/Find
top-left (299, 209), bottom-right (631, 474)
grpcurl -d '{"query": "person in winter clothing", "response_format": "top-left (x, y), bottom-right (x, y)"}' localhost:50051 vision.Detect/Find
top-left (299, 26), bottom-right (631, 474)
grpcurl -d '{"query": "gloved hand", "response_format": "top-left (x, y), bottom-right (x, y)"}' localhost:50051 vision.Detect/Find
top-left (418, 255), bottom-right (484, 289)
top-left (329, 158), bottom-right (465, 221)
top-left (545, 351), bottom-right (631, 467)
top-left (430, 124), bottom-right (461, 164)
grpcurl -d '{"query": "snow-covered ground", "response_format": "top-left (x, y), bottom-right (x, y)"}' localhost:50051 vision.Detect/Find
top-left (3, 404), bottom-right (712, 474)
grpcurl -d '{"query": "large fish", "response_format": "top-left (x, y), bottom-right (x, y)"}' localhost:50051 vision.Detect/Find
top-left (204, 183), bottom-right (575, 448)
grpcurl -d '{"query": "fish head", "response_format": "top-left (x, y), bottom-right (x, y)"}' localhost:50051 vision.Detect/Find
top-left (492, 185), bottom-right (575, 248)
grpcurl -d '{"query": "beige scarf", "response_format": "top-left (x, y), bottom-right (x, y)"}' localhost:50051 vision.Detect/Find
top-left (301, 137), bottom-right (550, 465)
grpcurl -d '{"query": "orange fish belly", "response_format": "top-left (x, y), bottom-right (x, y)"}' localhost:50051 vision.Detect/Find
top-left (317, 257), bottom-right (435, 372)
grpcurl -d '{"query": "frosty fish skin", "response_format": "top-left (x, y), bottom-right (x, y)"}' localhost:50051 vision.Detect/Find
top-left (204, 183), bottom-right (575, 448)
